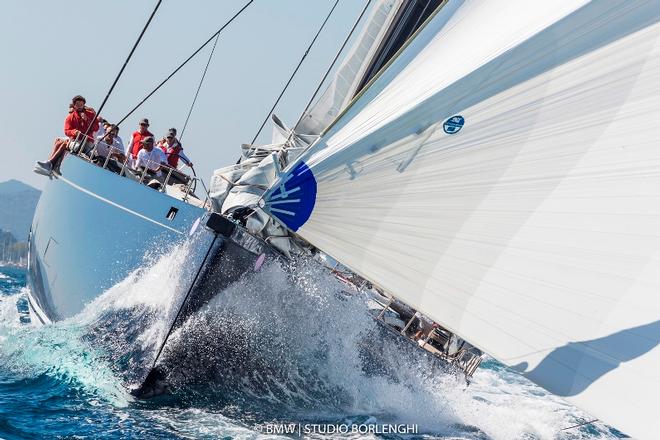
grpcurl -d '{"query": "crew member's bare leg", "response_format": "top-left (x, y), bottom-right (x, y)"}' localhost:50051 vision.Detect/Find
top-left (34, 139), bottom-right (69, 176)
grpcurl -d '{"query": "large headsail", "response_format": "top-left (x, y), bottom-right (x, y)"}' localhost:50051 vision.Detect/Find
top-left (262, 1), bottom-right (660, 438)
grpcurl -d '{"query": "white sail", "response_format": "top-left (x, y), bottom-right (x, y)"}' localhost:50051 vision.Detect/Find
top-left (262, 1), bottom-right (660, 438)
top-left (295, 0), bottom-right (403, 136)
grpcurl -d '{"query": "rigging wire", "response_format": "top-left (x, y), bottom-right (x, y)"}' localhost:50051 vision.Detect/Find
top-left (84, 0), bottom-right (162, 137)
top-left (293, 0), bottom-right (372, 132)
top-left (179, 33), bottom-right (221, 142)
top-left (559, 419), bottom-right (599, 431)
top-left (319, 0), bottom-right (446, 137)
top-left (250, 0), bottom-right (340, 145)
top-left (116, 0), bottom-right (255, 126)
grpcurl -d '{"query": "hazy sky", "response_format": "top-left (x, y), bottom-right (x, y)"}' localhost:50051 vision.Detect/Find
top-left (0, 0), bottom-right (372, 190)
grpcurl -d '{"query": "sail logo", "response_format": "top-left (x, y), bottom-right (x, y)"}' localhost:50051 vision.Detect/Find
top-left (262, 161), bottom-right (317, 231)
top-left (443, 115), bottom-right (464, 134)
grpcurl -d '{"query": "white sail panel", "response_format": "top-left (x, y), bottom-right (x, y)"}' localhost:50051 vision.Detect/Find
top-left (263, 1), bottom-right (660, 438)
top-left (295, 0), bottom-right (403, 136)
top-left (305, 0), bottom-right (590, 161)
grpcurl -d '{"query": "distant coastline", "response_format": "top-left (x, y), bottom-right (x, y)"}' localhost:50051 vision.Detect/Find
top-left (0, 179), bottom-right (40, 269)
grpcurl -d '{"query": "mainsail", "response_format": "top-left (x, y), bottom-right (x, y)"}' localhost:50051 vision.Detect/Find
top-left (262, 1), bottom-right (660, 438)
top-left (295, 0), bottom-right (404, 136)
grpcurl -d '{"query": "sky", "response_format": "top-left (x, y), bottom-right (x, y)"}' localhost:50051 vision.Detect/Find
top-left (0, 0), bottom-right (373, 190)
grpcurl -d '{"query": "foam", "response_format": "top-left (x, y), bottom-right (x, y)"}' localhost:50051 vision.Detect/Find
top-left (1, 249), bottom-right (621, 438)
top-left (156, 258), bottom-right (618, 439)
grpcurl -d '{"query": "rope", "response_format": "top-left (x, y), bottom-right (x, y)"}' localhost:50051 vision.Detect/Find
top-left (179, 33), bottom-right (221, 142)
top-left (250, 0), bottom-right (340, 145)
top-left (84, 0), bottom-right (162, 138)
top-left (116, 0), bottom-right (255, 126)
top-left (293, 0), bottom-right (372, 132)
top-left (559, 419), bottom-right (599, 431)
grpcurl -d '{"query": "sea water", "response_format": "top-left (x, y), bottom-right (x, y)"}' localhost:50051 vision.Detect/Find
top-left (0, 257), bottom-right (625, 439)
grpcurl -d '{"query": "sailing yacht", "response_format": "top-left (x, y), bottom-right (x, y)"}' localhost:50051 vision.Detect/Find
top-left (28, 0), bottom-right (460, 384)
top-left (27, 0), bottom-right (660, 438)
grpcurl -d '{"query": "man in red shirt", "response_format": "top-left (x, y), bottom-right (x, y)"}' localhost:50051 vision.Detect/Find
top-left (63, 95), bottom-right (99, 140)
top-left (156, 128), bottom-right (193, 169)
top-left (129, 118), bottom-right (154, 159)
top-left (34, 95), bottom-right (99, 176)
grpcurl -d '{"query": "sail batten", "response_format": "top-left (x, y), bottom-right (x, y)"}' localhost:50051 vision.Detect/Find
top-left (264, 1), bottom-right (660, 438)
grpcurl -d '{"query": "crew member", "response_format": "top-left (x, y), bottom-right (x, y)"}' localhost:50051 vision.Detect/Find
top-left (134, 136), bottom-right (167, 175)
top-left (109, 124), bottom-right (125, 157)
top-left (95, 125), bottom-right (126, 163)
top-left (157, 128), bottom-right (193, 169)
top-left (34, 95), bottom-right (99, 176)
top-left (129, 118), bottom-right (154, 159)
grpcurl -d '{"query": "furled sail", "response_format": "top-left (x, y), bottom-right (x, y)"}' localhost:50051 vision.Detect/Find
top-left (262, 1), bottom-right (660, 438)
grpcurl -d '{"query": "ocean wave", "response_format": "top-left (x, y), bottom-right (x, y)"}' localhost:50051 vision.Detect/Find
top-left (0, 289), bottom-right (129, 407)
top-left (0, 251), bottom-right (622, 439)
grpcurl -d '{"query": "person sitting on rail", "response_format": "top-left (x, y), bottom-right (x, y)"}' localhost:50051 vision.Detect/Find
top-left (96, 123), bottom-right (125, 155)
top-left (97, 117), bottom-right (110, 136)
top-left (156, 128), bottom-right (193, 169)
top-left (109, 124), bottom-right (125, 157)
top-left (34, 95), bottom-right (99, 176)
top-left (129, 118), bottom-right (154, 160)
top-left (134, 136), bottom-right (167, 176)
top-left (96, 120), bottom-right (109, 138)
top-left (95, 125), bottom-right (126, 163)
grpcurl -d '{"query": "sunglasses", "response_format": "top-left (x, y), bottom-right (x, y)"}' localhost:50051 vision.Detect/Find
top-left (140, 123), bottom-right (149, 127)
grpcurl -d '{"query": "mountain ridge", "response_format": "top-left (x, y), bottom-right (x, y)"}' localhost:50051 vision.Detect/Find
top-left (0, 180), bottom-right (41, 241)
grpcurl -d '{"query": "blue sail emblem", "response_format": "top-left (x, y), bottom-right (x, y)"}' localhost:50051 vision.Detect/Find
top-left (443, 115), bottom-right (464, 134)
top-left (263, 161), bottom-right (317, 231)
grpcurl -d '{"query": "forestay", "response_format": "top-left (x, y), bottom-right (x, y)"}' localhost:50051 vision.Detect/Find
top-left (262, 1), bottom-right (660, 438)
